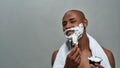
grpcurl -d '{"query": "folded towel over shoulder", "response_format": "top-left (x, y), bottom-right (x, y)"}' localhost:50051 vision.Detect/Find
top-left (53, 34), bottom-right (111, 68)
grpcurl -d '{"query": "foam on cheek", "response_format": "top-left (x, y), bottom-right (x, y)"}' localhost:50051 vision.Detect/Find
top-left (64, 23), bottom-right (84, 47)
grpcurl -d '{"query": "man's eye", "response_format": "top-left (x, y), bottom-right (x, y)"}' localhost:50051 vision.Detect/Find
top-left (71, 21), bottom-right (76, 23)
top-left (62, 22), bottom-right (67, 26)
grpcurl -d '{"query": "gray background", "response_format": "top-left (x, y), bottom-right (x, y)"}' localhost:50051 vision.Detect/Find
top-left (0, 0), bottom-right (120, 68)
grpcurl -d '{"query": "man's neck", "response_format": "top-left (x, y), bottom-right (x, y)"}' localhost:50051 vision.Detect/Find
top-left (78, 33), bottom-right (90, 51)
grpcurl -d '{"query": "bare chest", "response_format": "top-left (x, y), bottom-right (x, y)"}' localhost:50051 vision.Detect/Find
top-left (78, 53), bottom-right (92, 68)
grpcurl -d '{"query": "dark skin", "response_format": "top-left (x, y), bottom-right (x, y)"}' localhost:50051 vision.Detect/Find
top-left (51, 10), bottom-right (115, 68)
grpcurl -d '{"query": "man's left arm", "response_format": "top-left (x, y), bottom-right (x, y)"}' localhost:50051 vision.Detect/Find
top-left (103, 47), bottom-right (115, 68)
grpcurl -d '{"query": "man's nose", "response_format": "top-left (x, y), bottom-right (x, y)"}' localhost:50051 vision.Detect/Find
top-left (64, 23), bottom-right (73, 31)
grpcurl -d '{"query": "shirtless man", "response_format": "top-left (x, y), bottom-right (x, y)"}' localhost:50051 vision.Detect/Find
top-left (51, 10), bottom-right (115, 68)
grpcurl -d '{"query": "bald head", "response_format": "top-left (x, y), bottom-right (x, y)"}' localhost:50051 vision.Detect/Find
top-left (63, 10), bottom-right (86, 20)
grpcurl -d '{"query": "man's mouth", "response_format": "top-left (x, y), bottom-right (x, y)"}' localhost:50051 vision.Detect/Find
top-left (65, 30), bottom-right (75, 36)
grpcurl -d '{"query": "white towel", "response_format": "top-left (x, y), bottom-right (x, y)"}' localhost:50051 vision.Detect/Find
top-left (53, 34), bottom-right (111, 68)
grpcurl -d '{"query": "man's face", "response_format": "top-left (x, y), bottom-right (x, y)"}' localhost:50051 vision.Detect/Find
top-left (62, 11), bottom-right (83, 36)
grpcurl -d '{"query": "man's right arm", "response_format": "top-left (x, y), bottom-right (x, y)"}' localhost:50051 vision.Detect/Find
top-left (51, 50), bottom-right (58, 66)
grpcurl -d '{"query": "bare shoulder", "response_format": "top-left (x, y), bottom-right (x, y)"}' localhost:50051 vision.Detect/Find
top-left (102, 47), bottom-right (115, 68)
top-left (51, 50), bottom-right (59, 66)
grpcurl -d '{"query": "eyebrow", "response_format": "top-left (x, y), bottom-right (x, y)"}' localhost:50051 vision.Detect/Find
top-left (62, 18), bottom-right (76, 23)
top-left (69, 18), bottom-right (75, 21)
top-left (62, 21), bottom-right (67, 24)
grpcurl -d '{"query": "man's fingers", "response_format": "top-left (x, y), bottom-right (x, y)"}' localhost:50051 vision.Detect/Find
top-left (90, 64), bottom-right (96, 68)
top-left (75, 55), bottom-right (80, 64)
top-left (95, 63), bottom-right (104, 68)
top-left (69, 46), bottom-right (77, 56)
top-left (90, 63), bottom-right (104, 68)
top-left (72, 47), bottom-right (80, 57)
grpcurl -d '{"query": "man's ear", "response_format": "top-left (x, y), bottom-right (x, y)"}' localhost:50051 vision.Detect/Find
top-left (83, 19), bottom-right (88, 28)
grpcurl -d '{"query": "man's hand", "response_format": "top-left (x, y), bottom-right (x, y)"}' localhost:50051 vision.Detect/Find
top-left (90, 63), bottom-right (104, 68)
top-left (64, 46), bottom-right (81, 68)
